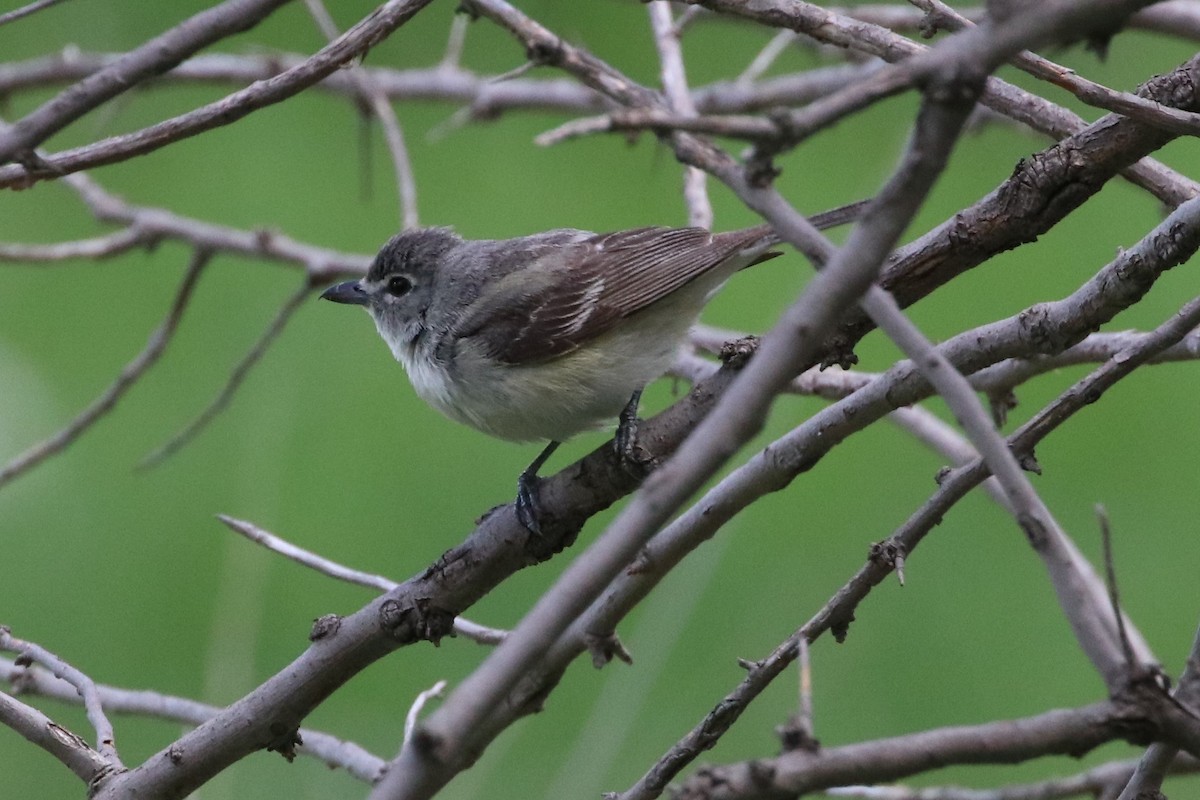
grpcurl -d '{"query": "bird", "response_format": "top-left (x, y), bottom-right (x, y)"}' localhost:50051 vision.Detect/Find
top-left (321, 205), bottom-right (860, 532)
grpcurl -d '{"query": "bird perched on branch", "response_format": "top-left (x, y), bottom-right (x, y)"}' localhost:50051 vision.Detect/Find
top-left (321, 204), bottom-right (860, 532)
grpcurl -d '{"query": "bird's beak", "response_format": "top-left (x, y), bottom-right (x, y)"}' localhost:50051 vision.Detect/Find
top-left (320, 280), bottom-right (369, 306)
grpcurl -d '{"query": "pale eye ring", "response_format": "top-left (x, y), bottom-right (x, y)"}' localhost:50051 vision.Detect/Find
top-left (386, 274), bottom-right (413, 297)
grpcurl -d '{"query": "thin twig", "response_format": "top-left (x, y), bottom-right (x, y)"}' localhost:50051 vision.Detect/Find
top-left (862, 280), bottom-right (1147, 688)
top-left (0, 226), bottom-right (155, 262)
top-left (0, 0), bottom-right (291, 164)
top-left (0, 249), bottom-right (211, 491)
top-left (402, 681), bottom-right (447, 746)
top-left (215, 515), bottom-right (507, 646)
top-left (648, 1), bottom-right (712, 228)
top-left (305, 0), bottom-right (419, 229)
top-left (0, 627), bottom-right (122, 768)
top-left (0, 0), bottom-right (72, 27)
top-left (0, 656), bottom-right (387, 782)
top-left (56, 171), bottom-right (371, 280)
top-left (1096, 505), bottom-right (1137, 669)
top-left (0, 0), bottom-right (437, 189)
top-left (139, 282), bottom-right (314, 469)
top-left (440, 12), bottom-right (470, 69)
top-left (736, 29), bottom-right (798, 85)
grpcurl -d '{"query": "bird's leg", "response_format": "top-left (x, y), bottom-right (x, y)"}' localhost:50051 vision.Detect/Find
top-left (614, 388), bottom-right (643, 471)
top-left (516, 440), bottom-right (561, 534)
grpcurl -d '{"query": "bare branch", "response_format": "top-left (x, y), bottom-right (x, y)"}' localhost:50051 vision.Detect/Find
top-left (139, 282), bottom-right (314, 469)
top-left (912, 0), bottom-right (1200, 137)
top-left (0, 0), bottom-right (71, 27)
top-left (0, 0), bottom-right (291, 164)
top-left (822, 752), bottom-right (1194, 799)
top-left (403, 681), bottom-right (447, 747)
top-left (0, 227), bottom-right (155, 262)
top-left (59, 172), bottom-right (371, 280)
top-left (0, 0), bottom-right (437, 188)
top-left (863, 280), bottom-right (1152, 687)
top-left (0, 248), bottom-right (211, 491)
top-left (215, 515), bottom-right (507, 646)
top-left (0, 690), bottom-right (110, 785)
top-left (670, 701), bottom-right (1161, 800)
top-left (610, 286), bottom-right (1200, 800)
top-left (0, 49), bottom-right (880, 119)
top-left (648, 2), bottom-right (712, 228)
top-left (1, 656), bottom-right (387, 783)
top-left (685, 0), bottom-right (1200, 207)
top-left (0, 627), bottom-right (122, 768)
top-left (305, 0), bottom-right (419, 230)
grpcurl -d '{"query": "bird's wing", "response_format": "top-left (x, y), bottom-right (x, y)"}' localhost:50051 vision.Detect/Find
top-left (454, 226), bottom-right (778, 365)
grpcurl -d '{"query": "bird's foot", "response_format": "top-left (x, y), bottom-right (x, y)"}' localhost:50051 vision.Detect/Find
top-left (515, 469), bottom-right (543, 535)
top-left (614, 389), bottom-right (650, 477)
top-left (515, 440), bottom-right (561, 535)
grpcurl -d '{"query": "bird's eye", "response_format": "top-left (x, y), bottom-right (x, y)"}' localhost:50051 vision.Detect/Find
top-left (385, 275), bottom-right (413, 297)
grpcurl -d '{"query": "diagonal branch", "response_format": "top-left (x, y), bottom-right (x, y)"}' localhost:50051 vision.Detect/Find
top-left (0, 656), bottom-right (386, 782)
top-left (0, 248), bottom-right (211, 491)
top-left (0, 627), bottom-right (122, 769)
top-left (378, 29), bottom-right (972, 800)
top-left (0, 0), bottom-right (71, 27)
top-left (0, 0), bottom-right (436, 188)
top-left (685, 0), bottom-right (1200, 207)
top-left (215, 515), bottom-right (507, 645)
top-left (138, 282), bottom-right (315, 469)
top-left (0, 689), bottom-right (111, 785)
top-left (367, 2), bottom-right (1146, 799)
top-left (0, 0), bottom-right (291, 165)
top-left (615, 291), bottom-right (1200, 800)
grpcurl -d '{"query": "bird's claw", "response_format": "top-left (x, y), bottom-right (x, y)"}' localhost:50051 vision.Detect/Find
top-left (516, 470), bottom-right (542, 535)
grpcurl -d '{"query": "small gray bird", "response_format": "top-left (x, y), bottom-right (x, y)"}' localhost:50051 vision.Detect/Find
top-left (322, 207), bottom-right (858, 531)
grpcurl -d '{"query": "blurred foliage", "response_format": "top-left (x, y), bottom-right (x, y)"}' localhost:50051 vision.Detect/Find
top-left (1, 2), bottom-right (1199, 798)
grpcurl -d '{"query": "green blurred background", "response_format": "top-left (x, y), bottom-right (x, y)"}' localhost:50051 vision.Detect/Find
top-left (1, 1), bottom-right (1199, 797)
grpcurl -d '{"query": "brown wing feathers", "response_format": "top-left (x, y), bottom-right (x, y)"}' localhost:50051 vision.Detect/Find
top-left (474, 226), bottom-right (779, 365)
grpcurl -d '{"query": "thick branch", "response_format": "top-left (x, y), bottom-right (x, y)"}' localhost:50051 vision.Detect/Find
top-left (672, 702), bottom-right (1157, 800)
